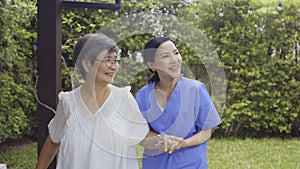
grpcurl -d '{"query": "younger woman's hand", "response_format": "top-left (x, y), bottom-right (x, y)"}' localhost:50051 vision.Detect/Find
top-left (167, 139), bottom-right (187, 154)
top-left (155, 135), bottom-right (184, 153)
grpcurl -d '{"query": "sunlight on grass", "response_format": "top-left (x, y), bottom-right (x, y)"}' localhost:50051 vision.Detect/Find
top-left (0, 138), bottom-right (299, 169)
top-left (207, 138), bottom-right (300, 169)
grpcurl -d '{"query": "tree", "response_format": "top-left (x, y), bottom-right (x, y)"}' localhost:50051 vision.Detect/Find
top-left (0, 0), bottom-right (37, 143)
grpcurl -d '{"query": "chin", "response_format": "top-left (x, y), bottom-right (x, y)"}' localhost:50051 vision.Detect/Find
top-left (108, 78), bottom-right (116, 83)
top-left (98, 78), bottom-right (113, 84)
top-left (170, 72), bottom-right (181, 79)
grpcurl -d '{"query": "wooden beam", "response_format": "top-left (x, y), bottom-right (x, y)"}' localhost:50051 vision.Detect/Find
top-left (62, 0), bottom-right (122, 10)
top-left (37, 0), bottom-right (62, 168)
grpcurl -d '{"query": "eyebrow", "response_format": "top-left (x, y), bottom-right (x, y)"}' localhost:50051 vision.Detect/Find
top-left (104, 53), bottom-right (119, 59)
top-left (158, 49), bottom-right (178, 56)
top-left (159, 52), bottom-right (169, 56)
top-left (109, 51), bottom-right (118, 56)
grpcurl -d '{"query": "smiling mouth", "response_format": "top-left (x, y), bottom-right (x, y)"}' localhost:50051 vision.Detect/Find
top-left (105, 72), bottom-right (115, 77)
top-left (169, 65), bottom-right (180, 70)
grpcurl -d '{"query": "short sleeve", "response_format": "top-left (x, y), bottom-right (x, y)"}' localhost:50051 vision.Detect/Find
top-left (111, 86), bottom-right (149, 145)
top-left (124, 87), bottom-right (149, 145)
top-left (135, 85), bottom-right (152, 121)
top-left (48, 92), bottom-right (69, 143)
top-left (195, 83), bottom-right (222, 130)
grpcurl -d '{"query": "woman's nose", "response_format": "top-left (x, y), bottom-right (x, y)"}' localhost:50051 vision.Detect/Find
top-left (170, 54), bottom-right (178, 63)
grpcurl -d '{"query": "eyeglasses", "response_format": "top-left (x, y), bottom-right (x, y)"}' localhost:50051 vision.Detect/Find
top-left (97, 58), bottom-right (120, 67)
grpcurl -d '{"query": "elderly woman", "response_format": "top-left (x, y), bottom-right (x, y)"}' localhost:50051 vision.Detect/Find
top-left (36, 33), bottom-right (154, 169)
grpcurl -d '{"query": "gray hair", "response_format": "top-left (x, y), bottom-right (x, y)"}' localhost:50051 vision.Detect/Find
top-left (73, 33), bottom-right (117, 78)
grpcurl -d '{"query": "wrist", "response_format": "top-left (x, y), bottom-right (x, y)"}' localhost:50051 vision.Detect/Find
top-left (181, 139), bottom-right (189, 148)
top-left (154, 134), bottom-right (162, 150)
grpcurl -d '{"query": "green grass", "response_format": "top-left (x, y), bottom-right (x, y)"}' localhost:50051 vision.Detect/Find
top-left (207, 138), bottom-right (300, 169)
top-left (0, 138), bottom-right (299, 169)
top-left (0, 140), bottom-right (37, 169)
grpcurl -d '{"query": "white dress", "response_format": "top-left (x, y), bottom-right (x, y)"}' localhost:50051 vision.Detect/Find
top-left (48, 84), bottom-right (149, 169)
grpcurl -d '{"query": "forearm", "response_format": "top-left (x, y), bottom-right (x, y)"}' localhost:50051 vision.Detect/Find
top-left (36, 135), bottom-right (60, 169)
top-left (139, 130), bottom-right (159, 150)
top-left (183, 128), bottom-right (212, 148)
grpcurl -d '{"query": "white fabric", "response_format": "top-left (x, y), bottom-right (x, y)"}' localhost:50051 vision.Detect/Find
top-left (48, 84), bottom-right (149, 169)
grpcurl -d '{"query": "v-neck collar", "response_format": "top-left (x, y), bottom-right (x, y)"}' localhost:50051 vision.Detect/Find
top-left (77, 85), bottom-right (113, 116)
top-left (152, 77), bottom-right (181, 111)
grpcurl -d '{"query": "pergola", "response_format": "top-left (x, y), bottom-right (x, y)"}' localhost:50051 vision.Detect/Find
top-left (37, 0), bottom-right (121, 168)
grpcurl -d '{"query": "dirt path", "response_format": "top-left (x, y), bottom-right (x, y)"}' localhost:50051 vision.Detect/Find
top-left (0, 138), bottom-right (36, 150)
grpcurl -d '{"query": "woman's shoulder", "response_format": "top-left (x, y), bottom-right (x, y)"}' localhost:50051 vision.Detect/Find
top-left (58, 90), bottom-right (74, 101)
top-left (55, 89), bottom-right (78, 117)
top-left (135, 82), bottom-right (154, 97)
top-left (57, 88), bottom-right (81, 111)
top-left (109, 84), bottom-right (135, 102)
top-left (180, 77), bottom-right (204, 88)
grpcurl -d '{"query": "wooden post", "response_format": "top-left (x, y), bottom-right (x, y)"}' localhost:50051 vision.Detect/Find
top-left (37, 0), bottom-right (62, 168)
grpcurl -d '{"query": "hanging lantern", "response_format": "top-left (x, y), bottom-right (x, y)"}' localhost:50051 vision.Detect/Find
top-left (127, 50), bottom-right (132, 58)
top-left (248, 6), bottom-right (252, 14)
top-left (219, 8), bottom-right (224, 17)
top-left (277, 1), bottom-right (282, 11)
top-left (195, 11), bottom-right (199, 19)
top-left (172, 9), bottom-right (177, 16)
top-left (133, 9), bottom-right (137, 17)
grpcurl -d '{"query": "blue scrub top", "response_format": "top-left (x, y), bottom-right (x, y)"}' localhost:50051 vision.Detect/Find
top-left (135, 77), bottom-right (221, 169)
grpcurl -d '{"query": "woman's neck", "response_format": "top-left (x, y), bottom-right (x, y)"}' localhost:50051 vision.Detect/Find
top-left (156, 78), bottom-right (178, 91)
top-left (81, 82), bottom-right (109, 97)
top-left (155, 78), bottom-right (178, 102)
top-left (80, 83), bottom-right (111, 113)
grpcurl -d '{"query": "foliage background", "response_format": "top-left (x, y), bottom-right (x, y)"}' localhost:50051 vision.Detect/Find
top-left (0, 0), bottom-right (37, 143)
top-left (0, 0), bottom-right (299, 143)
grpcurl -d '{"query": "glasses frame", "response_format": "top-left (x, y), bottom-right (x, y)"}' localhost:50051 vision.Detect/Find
top-left (96, 58), bottom-right (120, 67)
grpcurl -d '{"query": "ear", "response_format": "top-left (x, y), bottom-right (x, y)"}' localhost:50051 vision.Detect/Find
top-left (82, 59), bottom-right (90, 73)
top-left (146, 61), bottom-right (155, 72)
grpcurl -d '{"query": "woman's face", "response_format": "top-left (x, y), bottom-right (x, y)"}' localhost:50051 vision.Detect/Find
top-left (96, 51), bottom-right (119, 84)
top-left (85, 50), bottom-right (119, 85)
top-left (150, 40), bottom-right (182, 80)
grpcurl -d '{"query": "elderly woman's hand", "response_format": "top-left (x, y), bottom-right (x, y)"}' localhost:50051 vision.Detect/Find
top-left (155, 134), bottom-right (184, 153)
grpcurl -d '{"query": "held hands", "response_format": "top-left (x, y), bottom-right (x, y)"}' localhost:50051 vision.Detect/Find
top-left (155, 134), bottom-right (186, 154)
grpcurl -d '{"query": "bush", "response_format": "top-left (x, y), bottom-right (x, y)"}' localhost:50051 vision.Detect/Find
top-left (0, 0), bottom-right (37, 143)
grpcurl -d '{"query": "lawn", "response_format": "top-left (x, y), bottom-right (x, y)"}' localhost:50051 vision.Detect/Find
top-left (0, 139), bottom-right (37, 169)
top-left (207, 138), bottom-right (300, 169)
top-left (0, 138), bottom-right (299, 169)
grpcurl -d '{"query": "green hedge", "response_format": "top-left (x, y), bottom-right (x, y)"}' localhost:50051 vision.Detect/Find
top-left (0, 0), bottom-right (299, 143)
top-left (60, 0), bottom-right (300, 137)
top-left (0, 0), bottom-right (37, 143)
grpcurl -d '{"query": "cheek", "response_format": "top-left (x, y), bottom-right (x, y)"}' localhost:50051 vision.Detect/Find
top-left (179, 58), bottom-right (183, 65)
top-left (115, 66), bottom-right (120, 72)
top-left (154, 62), bottom-right (168, 70)
top-left (96, 64), bottom-right (105, 74)
top-left (177, 55), bottom-right (183, 62)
